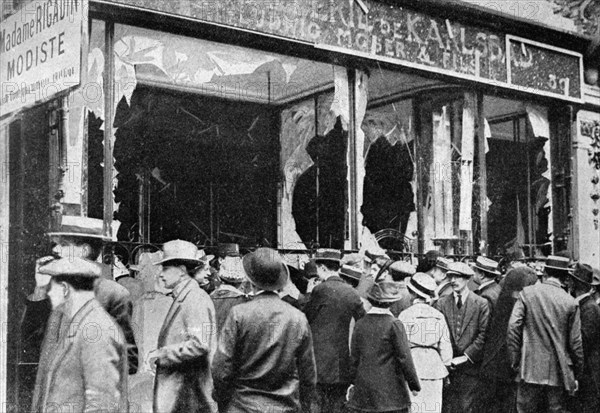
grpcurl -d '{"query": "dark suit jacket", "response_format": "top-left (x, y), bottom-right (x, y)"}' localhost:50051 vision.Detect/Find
top-left (210, 285), bottom-right (250, 335)
top-left (435, 291), bottom-right (490, 376)
top-left (154, 277), bottom-right (218, 413)
top-left (35, 299), bottom-right (129, 413)
top-left (507, 279), bottom-right (583, 392)
top-left (304, 276), bottom-right (366, 384)
top-left (213, 292), bottom-right (316, 413)
top-left (477, 281), bottom-right (502, 314)
top-left (348, 312), bottom-right (420, 412)
top-left (576, 294), bottom-right (600, 397)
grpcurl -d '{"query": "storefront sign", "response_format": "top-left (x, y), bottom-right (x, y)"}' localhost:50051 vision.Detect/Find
top-left (0, 0), bottom-right (86, 117)
top-left (102, 0), bottom-right (584, 103)
top-left (508, 36), bottom-right (583, 102)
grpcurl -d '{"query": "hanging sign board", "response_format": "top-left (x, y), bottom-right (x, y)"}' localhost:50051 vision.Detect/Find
top-left (507, 36), bottom-right (584, 103)
top-left (0, 0), bottom-right (86, 117)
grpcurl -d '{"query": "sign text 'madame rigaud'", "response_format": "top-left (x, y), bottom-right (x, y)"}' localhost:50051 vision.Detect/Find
top-left (0, 0), bottom-right (86, 117)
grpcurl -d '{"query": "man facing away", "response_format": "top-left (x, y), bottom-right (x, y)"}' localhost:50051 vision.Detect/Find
top-left (472, 256), bottom-right (502, 314)
top-left (149, 240), bottom-right (218, 413)
top-left (507, 255), bottom-right (584, 413)
top-left (303, 248), bottom-right (366, 413)
top-left (33, 257), bottom-right (129, 413)
top-left (213, 248), bottom-right (316, 413)
top-left (565, 263), bottom-right (600, 413)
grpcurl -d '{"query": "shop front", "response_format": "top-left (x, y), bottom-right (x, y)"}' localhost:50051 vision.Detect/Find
top-left (1, 0), bottom-right (599, 410)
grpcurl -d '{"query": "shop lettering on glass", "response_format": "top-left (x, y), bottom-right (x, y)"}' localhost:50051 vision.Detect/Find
top-left (508, 37), bottom-right (582, 100)
top-left (320, 3), bottom-right (507, 82)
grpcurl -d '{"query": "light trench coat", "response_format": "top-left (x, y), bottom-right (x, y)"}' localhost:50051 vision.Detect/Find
top-left (400, 301), bottom-right (453, 413)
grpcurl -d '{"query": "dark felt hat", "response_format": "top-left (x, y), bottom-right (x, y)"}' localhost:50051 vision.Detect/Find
top-left (242, 248), bottom-right (289, 291)
top-left (218, 243), bottom-right (241, 257)
top-left (570, 262), bottom-right (593, 285)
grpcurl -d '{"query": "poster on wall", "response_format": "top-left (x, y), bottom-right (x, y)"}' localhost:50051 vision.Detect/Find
top-left (0, 0), bottom-right (86, 117)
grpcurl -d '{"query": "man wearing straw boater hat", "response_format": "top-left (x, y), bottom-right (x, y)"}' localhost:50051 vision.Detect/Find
top-left (565, 263), bottom-right (600, 413)
top-left (21, 216), bottom-right (138, 384)
top-left (149, 240), bottom-right (218, 413)
top-left (213, 248), bottom-right (316, 413)
top-left (434, 261), bottom-right (489, 413)
top-left (472, 256), bottom-right (502, 314)
top-left (32, 257), bottom-right (129, 413)
top-left (347, 277), bottom-right (420, 413)
top-left (304, 248), bottom-right (366, 413)
top-left (507, 256), bottom-right (584, 413)
top-left (400, 272), bottom-right (452, 413)
top-left (210, 244), bottom-right (249, 335)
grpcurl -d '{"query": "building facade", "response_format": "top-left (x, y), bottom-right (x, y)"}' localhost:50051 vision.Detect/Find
top-left (1, 0), bottom-right (599, 410)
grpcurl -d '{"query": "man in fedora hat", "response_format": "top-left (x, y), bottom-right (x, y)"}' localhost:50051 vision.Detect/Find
top-left (472, 257), bottom-right (502, 314)
top-left (150, 240), bottom-right (218, 413)
top-left (347, 280), bottom-right (420, 413)
top-left (434, 262), bottom-right (490, 413)
top-left (304, 248), bottom-right (366, 413)
top-left (400, 272), bottom-right (452, 413)
top-left (21, 216), bottom-right (139, 378)
top-left (507, 255), bottom-right (584, 413)
top-left (213, 248), bottom-right (316, 413)
top-left (565, 263), bottom-right (600, 413)
top-left (31, 257), bottom-right (129, 413)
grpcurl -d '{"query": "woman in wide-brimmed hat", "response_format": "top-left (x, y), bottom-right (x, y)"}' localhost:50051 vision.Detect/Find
top-left (400, 272), bottom-right (452, 413)
top-left (347, 279), bottom-right (421, 413)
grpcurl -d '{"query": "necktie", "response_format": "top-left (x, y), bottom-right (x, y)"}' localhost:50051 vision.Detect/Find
top-left (457, 294), bottom-right (463, 309)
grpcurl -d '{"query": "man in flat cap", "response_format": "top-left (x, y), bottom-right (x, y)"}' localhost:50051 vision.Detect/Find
top-left (434, 262), bottom-right (490, 413)
top-left (304, 248), bottom-right (366, 413)
top-left (32, 257), bottom-right (129, 413)
top-left (21, 216), bottom-right (138, 383)
top-left (565, 263), bottom-right (600, 413)
top-left (507, 256), bottom-right (584, 413)
top-left (431, 257), bottom-right (453, 305)
top-left (150, 240), bottom-right (218, 413)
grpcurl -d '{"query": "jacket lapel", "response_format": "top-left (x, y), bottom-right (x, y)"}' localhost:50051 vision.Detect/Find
top-left (457, 294), bottom-right (476, 339)
top-left (158, 279), bottom-right (193, 344)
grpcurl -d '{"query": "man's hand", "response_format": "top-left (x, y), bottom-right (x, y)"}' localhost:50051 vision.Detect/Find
top-left (450, 355), bottom-right (469, 368)
top-left (35, 256), bottom-right (55, 287)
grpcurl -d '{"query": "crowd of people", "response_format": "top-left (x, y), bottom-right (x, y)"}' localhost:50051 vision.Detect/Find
top-left (20, 217), bottom-right (600, 413)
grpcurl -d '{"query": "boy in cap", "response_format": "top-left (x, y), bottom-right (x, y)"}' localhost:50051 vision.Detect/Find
top-left (347, 279), bottom-right (421, 413)
top-left (213, 248), bottom-right (316, 413)
top-left (32, 257), bottom-right (129, 413)
top-left (507, 256), bottom-right (583, 413)
top-left (400, 272), bottom-right (452, 413)
top-left (304, 248), bottom-right (366, 413)
top-left (434, 262), bottom-right (490, 413)
top-left (150, 240), bottom-right (218, 413)
top-left (565, 263), bottom-right (600, 413)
